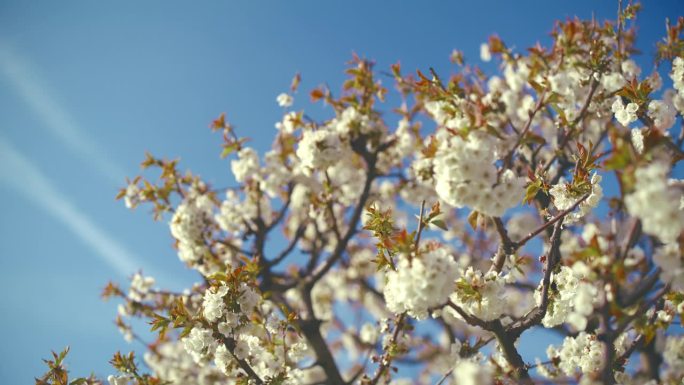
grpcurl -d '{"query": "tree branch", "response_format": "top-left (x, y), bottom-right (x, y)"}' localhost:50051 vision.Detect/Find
top-left (503, 92), bottom-right (546, 169)
top-left (297, 317), bottom-right (346, 385)
top-left (266, 224), bottom-right (306, 268)
top-left (489, 217), bottom-right (517, 274)
top-left (220, 336), bottom-right (265, 385)
top-left (490, 320), bottom-right (532, 383)
top-left (513, 193), bottom-right (589, 249)
top-left (542, 77), bottom-right (600, 173)
top-left (508, 221), bottom-right (564, 337)
top-left (292, 148), bottom-right (381, 385)
top-left (414, 200), bottom-right (427, 251)
top-left (368, 313), bottom-right (406, 385)
top-left (307, 155), bottom-right (378, 286)
top-left (617, 267), bottom-right (661, 307)
top-left (619, 218), bottom-right (641, 260)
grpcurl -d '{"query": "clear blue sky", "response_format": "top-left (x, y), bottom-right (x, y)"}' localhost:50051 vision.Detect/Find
top-left (0, 1), bottom-right (681, 383)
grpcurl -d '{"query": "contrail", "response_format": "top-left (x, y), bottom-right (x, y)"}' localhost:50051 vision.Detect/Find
top-left (0, 137), bottom-right (140, 278)
top-left (0, 44), bottom-right (126, 185)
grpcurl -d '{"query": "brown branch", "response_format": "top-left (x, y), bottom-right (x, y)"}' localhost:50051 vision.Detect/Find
top-left (442, 302), bottom-right (531, 381)
top-left (513, 193), bottom-right (589, 249)
top-left (447, 220), bottom-right (566, 384)
top-left (265, 183), bottom-right (294, 232)
top-left (619, 218), bottom-right (641, 261)
top-left (542, 77), bottom-right (600, 173)
top-left (266, 224), bottom-right (306, 268)
top-left (220, 336), bottom-right (265, 385)
top-left (599, 298), bottom-right (616, 385)
top-left (613, 285), bottom-right (669, 338)
top-left (508, 221), bottom-right (564, 338)
top-left (436, 369), bottom-right (453, 385)
top-left (413, 200), bottom-right (427, 256)
top-left (446, 300), bottom-right (490, 329)
top-left (489, 217), bottom-right (517, 274)
top-left (640, 337), bottom-right (664, 381)
top-left (324, 172), bottom-right (343, 242)
top-left (214, 239), bottom-right (253, 257)
top-left (290, 148), bottom-right (381, 385)
top-left (307, 156), bottom-right (378, 286)
top-left (617, 0), bottom-right (624, 58)
top-left (369, 313), bottom-right (406, 385)
top-left (503, 92), bottom-right (547, 169)
top-left (297, 318), bottom-right (346, 385)
top-left (618, 267), bottom-right (661, 307)
top-left (490, 320), bottom-right (532, 383)
top-left (571, 77), bottom-right (600, 129)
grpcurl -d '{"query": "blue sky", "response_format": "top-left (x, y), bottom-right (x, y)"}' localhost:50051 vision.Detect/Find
top-left (0, 1), bottom-right (681, 383)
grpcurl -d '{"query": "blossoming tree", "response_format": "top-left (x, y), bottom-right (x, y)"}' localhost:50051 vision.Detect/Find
top-left (38, 5), bottom-right (684, 385)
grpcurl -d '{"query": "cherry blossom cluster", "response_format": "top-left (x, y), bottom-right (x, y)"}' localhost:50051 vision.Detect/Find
top-left (383, 247), bottom-right (459, 319)
top-left (625, 161), bottom-right (684, 244)
top-left (431, 130), bottom-right (526, 217)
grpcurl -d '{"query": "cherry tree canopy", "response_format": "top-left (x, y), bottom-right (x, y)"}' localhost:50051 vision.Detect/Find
top-left (38, 6), bottom-right (684, 385)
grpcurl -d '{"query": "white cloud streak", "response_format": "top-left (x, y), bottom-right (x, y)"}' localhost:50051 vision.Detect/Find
top-left (0, 137), bottom-right (139, 278)
top-left (0, 44), bottom-right (183, 287)
top-left (0, 44), bottom-right (125, 185)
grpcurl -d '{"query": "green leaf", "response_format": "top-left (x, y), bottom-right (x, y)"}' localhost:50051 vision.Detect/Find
top-left (180, 325), bottom-right (193, 338)
top-left (431, 218), bottom-right (448, 231)
top-left (220, 142), bottom-right (239, 158)
top-left (208, 272), bottom-right (228, 282)
top-left (603, 142), bottom-right (631, 171)
top-left (522, 131), bottom-right (546, 146)
top-left (467, 211), bottom-right (479, 230)
top-left (550, 103), bottom-right (568, 126)
top-left (524, 181), bottom-right (541, 204)
top-left (528, 80), bottom-right (545, 94)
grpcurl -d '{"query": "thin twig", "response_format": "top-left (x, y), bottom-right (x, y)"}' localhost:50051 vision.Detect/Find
top-left (414, 200), bottom-right (427, 255)
top-left (617, 0), bottom-right (624, 58)
top-left (542, 77), bottom-right (600, 173)
top-left (513, 193), bottom-right (589, 249)
top-left (266, 224), bottom-right (306, 268)
top-left (369, 313), bottom-right (407, 385)
top-left (618, 267), bottom-right (661, 307)
top-left (613, 285), bottom-right (670, 338)
top-left (619, 218), bottom-right (641, 261)
top-left (503, 92), bottom-right (547, 169)
top-left (489, 217), bottom-right (516, 274)
top-left (508, 221), bottom-right (564, 337)
top-left (221, 336), bottom-right (265, 385)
